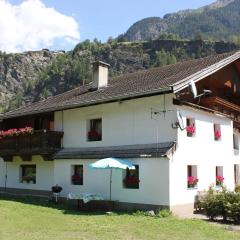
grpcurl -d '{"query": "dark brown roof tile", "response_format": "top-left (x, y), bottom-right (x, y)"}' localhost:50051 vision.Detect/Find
top-left (4, 51), bottom-right (239, 119)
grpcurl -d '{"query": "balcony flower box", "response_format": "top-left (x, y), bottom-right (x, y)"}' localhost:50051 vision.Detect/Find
top-left (88, 131), bottom-right (101, 141)
top-left (123, 176), bottom-right (140, 189)
top-left (216, 175), bottom-right (224, 186)
top-left (0, 127), bottom-right (33, 140)
top-left (0, 130), bottom-right (63, 161)
top-left (187, 176), bottom-right (198, 189)
top-left (186, 125), bottom-right (195, 137)
top-left (214, 130), bottom-right (221, 141)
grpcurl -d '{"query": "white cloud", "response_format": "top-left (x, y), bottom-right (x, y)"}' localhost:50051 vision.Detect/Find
top-left (0, 0), bottom-right (80, 52)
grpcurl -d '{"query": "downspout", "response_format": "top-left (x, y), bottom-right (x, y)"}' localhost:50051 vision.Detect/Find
top-left (61, 110), bottom-right (64, 132)
top-left (61, 110), bottom-right (64, 148)
top-left (4, 161), bottom-right (7, 192)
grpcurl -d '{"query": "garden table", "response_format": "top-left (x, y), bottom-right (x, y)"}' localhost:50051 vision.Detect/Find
top-left (67, 192), bottom-right (104, 210)
top-left (67, 193), bottom-right (116, 211)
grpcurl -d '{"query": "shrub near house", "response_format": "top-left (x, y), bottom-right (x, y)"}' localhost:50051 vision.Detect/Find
top-left (201, 187), bottom-right (240, 223)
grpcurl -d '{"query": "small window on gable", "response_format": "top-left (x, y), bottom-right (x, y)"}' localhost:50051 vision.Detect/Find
top-left (123, 165), bottom-right (139, 189)
top-left (71, 165), bottom-right (83, 185)
top-left (87, 118), bottom-right (102, 142)
top-left (216, 166), bottom-right (224, 186)
top-left (186, 118), bottom-right (195, 137)
top-left (214, 124), bottom-right (221, 141)
top-left (187, 165), bottom-right (198, 189)
top-left (21, 165), bottom-right (36, 184)
top-left (233, 134), bottom-right (239, 150)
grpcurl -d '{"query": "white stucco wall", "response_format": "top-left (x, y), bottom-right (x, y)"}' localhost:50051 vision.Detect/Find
top-left (169, 106), bottom-right (239, 206)
top-left (0, 156), bottom-right (54, 191)
top-left (1, 93), bottom-right (239, 209)
top-left (54, 94), bottom-right (177, 148)
top-left (54, 158), bottom-right (170, 206)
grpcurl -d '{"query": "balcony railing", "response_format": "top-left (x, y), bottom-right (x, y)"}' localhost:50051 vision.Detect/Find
top-left (200, 96), bottom-right (240, 113)
top-left (200, 96), bottom-right (240, 130)
top-left (0, 130), bottom-right (63, 161)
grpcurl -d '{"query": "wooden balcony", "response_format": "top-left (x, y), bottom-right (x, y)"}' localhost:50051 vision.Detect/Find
top-left (200, 97), bottom-right (240, 113)
top-left (200, 96), bottom-right (240, 130)
top-left (0, 130), bottom-right (64, 161)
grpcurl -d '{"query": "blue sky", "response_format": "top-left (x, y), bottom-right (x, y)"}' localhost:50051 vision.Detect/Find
top-left (9, 0), bottom-right (215, 42)
top-left (4, 0), bottom-right (215, 52)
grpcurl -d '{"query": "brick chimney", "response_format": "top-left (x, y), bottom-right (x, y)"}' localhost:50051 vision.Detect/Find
top-left (92, 61), bottom-right (110, 89)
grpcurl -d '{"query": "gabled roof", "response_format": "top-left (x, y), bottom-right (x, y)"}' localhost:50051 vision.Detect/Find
top-left (3, 51), bottom-right (240, 119)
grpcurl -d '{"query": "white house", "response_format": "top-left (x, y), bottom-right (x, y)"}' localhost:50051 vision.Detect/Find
top-left (0, 52), bottom-right (240, 214)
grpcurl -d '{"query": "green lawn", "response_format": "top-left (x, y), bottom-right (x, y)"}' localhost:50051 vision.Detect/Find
top-left (0, 198), bottom-right (239, 240)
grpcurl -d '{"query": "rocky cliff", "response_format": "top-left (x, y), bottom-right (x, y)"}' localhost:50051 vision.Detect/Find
top-left (0, 39), bottom-right (238, 112)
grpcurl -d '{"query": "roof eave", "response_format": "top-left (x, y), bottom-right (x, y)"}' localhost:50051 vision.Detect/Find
top-left (172, 51), bottom-right (240, 93)
top-left (2, 87), bottom-right (173, 120)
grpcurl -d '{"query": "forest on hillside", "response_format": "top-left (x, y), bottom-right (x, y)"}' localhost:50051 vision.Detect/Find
top-left (0, 36), bottom-right (237, 112)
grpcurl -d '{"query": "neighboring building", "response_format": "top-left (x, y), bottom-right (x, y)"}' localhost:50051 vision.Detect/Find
top-left (0, 53), bottom-right (240, 214)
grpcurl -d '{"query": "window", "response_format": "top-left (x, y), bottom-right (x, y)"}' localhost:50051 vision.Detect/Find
top-left (34, 118), bottom-right (43, 130)
top-left (186, 118), bottom-right (195, 137)
top-left (21, 165), bottom-right (36, 184)
top-left (71, 165), bottom-right (83, 185)
top-left (216, 166), bottom-right (224, 186)
top-left (34, 114), bottom-right (54, 130)
top-left (234, 165), bottom-right (240, 186)
top-left (233, 134), bottom-right (239, 151)
top-left (214, 124), bottom-right (221, 141)
top-left (187, 165), bottom-right (198, 189)
top-left (123, 165), bottom-right (139, 189)
top-left (87, 118), bottom-right (102, 141)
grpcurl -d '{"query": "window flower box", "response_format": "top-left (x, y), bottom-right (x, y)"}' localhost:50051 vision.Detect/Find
top-left (21, 165), bottom-right (36, 184)
top-left (88, 131), bottom-right (101, 141)
top-left (123, 176), bottom-right (140, 189)
top-left (72, 174), bottom-right (83, 185)
top-left (216, 175), bottom-right (224, 186)
top-left (214, 130), bottom-right (221, 141)
top-left (22, 175), bottom-right (36, 184)
top-left (186, 125), bottom-right (195, 137)
top-left (188, 176), bottom-right (198, 189)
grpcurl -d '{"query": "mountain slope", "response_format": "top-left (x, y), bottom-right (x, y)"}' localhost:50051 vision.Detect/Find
top-left (0, 50), bottom-right (61, 111)
top-left (0, 39), bottom-right (237, 112)
top-left (123, 0), bottom-right (240, 41)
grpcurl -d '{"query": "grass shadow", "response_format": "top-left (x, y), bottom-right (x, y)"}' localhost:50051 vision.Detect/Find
top-left (0, 194), bottom-right (174, 218)
top-left (0, 194), bottom-right (151, 217)
top-left (0, 194), bottom-right (109, 216)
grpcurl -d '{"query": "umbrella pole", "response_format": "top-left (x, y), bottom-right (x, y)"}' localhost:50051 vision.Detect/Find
top-left (110, 168), bottom-right (112, 201)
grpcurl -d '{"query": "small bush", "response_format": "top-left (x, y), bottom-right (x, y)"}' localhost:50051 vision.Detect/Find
top-left (201, 187), bottom-right (240, 223)
top-left (132, 210), bottom-right (147, 216)
top-left (235, 185), bottom-right (240, 193)
top-left (156, 209), bottom-right (172, 218)
top-left (226, 202), bottom-right (240, 223)
top-left (132, 209), bottom-right (172, 218)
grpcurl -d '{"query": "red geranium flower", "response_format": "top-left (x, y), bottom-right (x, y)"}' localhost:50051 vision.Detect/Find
top-left (186, 125), bottom-right (195, 134)
top-left (214, 130), bottom-right (221, 140)
top-left (216, 175), bottom-right (224, 185)
top-left (188, 176), bottom-right (198, 188)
